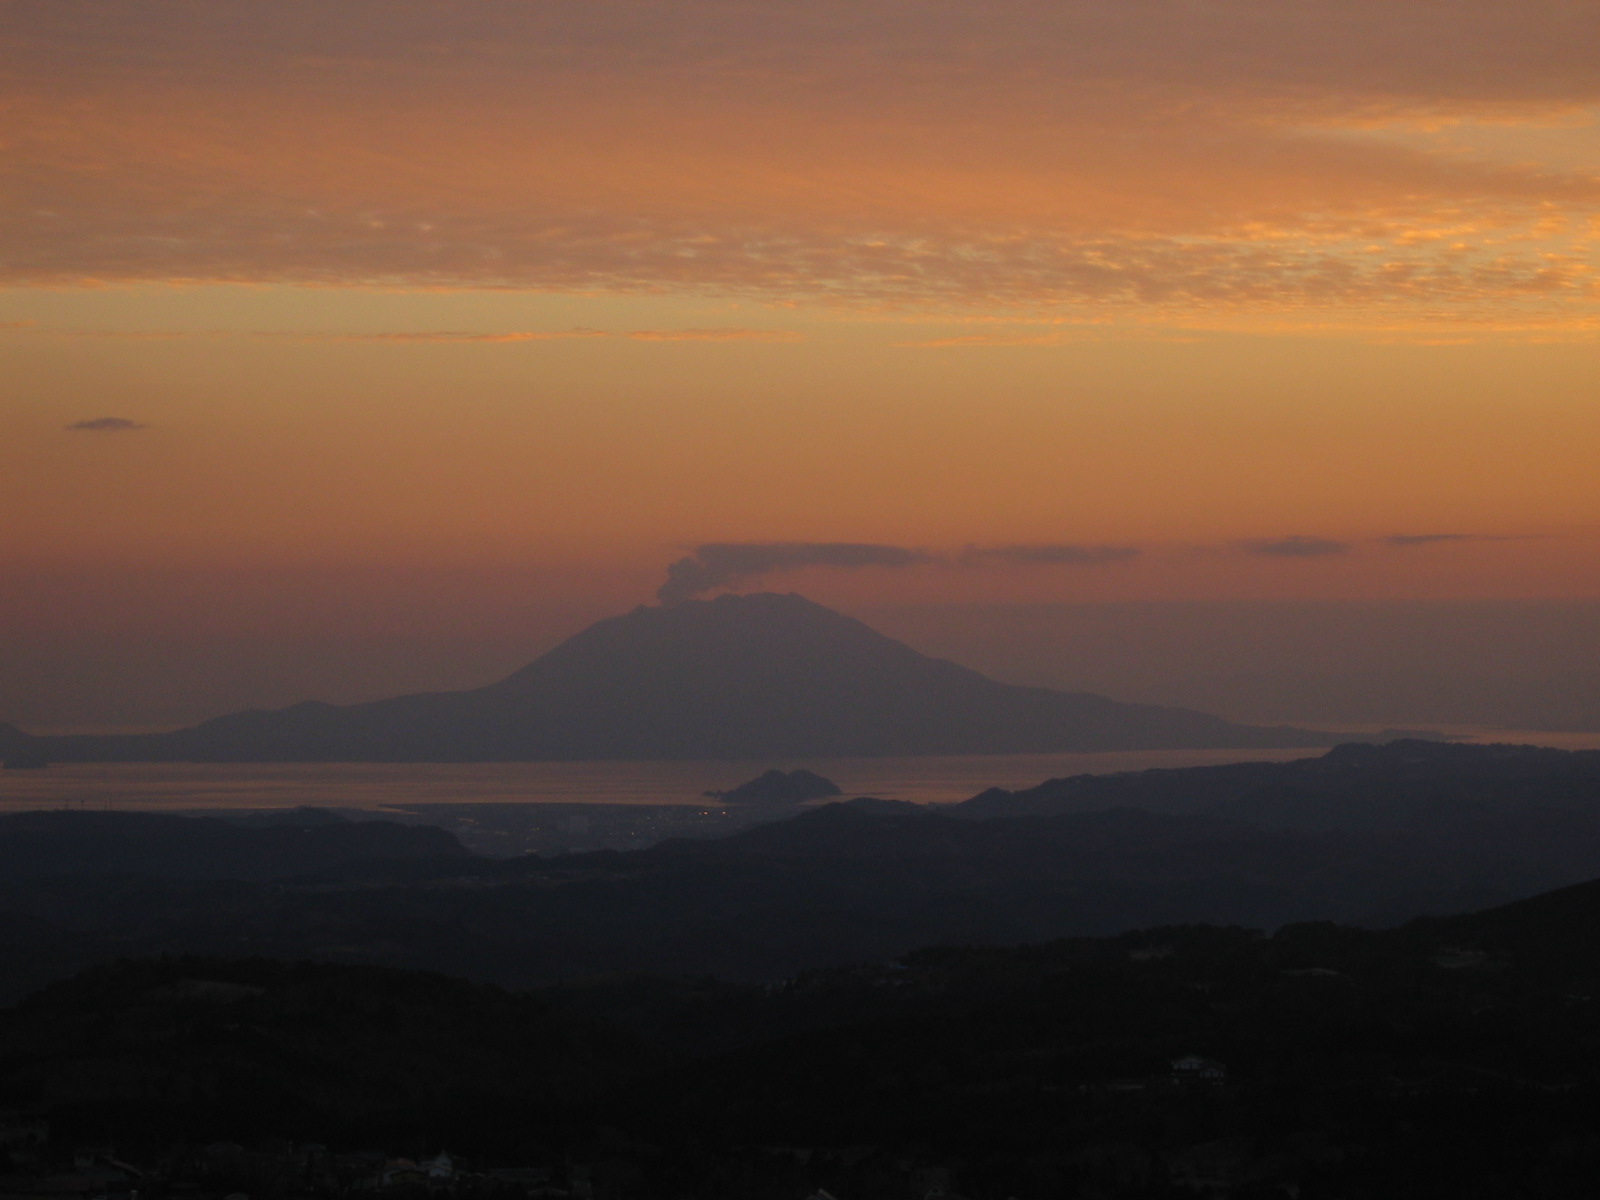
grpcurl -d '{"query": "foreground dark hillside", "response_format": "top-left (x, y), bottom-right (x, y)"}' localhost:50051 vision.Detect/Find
top-left (0, 959), bottom-right (642, 1152)
top-left (8, 878), bottom-right (1600, 1198)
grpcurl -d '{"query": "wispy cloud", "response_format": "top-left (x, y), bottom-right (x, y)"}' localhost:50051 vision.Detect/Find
top-left (1241, 536), bottom-right (1353, 558)
top-left (1383, 532), bottom-right (1534, 547)
top-left (1384, 533), bottom-right (1476, 547)
top-left (964, 544), bottom-right (1140, 566)
top-left (298, 329), bottom-right (609, 344)
top-left (27, 327), bottom-right (803, 344)
top-left (659, 543), bottom-right (937, 604)
top-left (66, 416), bottom-right (148, 432)
top-left (622, 328), bottom-right (803, 343)
top-left (4, 2), bottom-right (1599, 329)
top-left (895, 334), bottom-right (1075, 349)
top-left (294, 327), bottom-right (802, 344)
top-left (656, 539), bottom-right (1145, 603)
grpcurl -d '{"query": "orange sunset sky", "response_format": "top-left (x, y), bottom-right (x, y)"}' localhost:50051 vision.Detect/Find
top-left (4, 1), bottom-right (1600, 729)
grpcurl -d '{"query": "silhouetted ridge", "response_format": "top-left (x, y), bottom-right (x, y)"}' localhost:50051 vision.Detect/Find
top-left (7, 742), bottom-right (1600, 997)
top-left (22, 592), bottom-right (1338, 762)
top-left (953, 737), bottom-right (1600, 827)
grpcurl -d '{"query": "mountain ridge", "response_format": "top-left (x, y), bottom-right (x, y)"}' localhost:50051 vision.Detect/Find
top-left (7, 740), bottom-right (1600, 995)
top-left (13, 591), bottom-right (1339, 762)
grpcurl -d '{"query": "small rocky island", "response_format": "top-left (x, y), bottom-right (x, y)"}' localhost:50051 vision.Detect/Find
top-left (705, 768), bottom-right (842, 805)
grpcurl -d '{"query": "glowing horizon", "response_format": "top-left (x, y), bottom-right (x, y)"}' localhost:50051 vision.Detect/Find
top-left (6, 1), bottom-right (1600, 707)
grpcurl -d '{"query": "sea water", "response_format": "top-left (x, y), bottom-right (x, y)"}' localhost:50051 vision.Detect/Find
top-left (4, 729), bottom-right (1597, 814)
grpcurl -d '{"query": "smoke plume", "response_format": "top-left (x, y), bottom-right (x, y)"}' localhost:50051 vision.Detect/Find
top-left (658, 543), bottom-right (935, 604)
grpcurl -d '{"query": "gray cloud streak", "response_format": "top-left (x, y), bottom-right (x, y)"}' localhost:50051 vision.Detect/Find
top-left (66, 416), bottom-right (148, 432)
top-left (1385, 533), bottom-right (1473, 546)
top-left (964, 543), bottom-right (1140, 566)
top-left (1242, 536), bottom-right (1352, 558)
top-left (657, 539), bottom-right (1145, 603)
top-left (1383, 532), bottom-right (1540, 548)
top-left (658, 543), bottom-right (938, 604)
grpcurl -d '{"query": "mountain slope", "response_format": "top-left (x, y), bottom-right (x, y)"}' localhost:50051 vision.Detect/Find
top-left (954, 738), bottom-right (1600, 827)
top-left (8, 741), bottom-right (1600, 996)
top-left (23, 592), bottom-right (1336, 762)
top-left (11, 881), bottom-right (1600, 1194)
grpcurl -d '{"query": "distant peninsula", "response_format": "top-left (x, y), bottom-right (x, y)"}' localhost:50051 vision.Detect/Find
top-left (0, 592), bottom-right (1346, 763)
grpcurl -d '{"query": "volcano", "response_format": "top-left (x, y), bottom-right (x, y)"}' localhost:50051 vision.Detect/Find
top-left (18, 593), bottom-right (1339, 762)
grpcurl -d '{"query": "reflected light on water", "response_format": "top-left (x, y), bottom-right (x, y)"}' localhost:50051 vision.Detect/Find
top-left (4, 729), bottom-right (1598, 813)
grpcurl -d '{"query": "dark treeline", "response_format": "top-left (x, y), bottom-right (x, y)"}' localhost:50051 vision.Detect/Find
top-left (8, 740), bottom-right (1600, 1195)
top-left (6, 875), bottom-right (1600, 1197)
top-left (7, 742), bottom-right (1600, 1000)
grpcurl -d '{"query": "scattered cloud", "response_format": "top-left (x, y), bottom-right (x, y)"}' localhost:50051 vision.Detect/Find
top-left (299, 329), bottom-right (608, 344)
top-left (658, 543), bottom-right (936, 605)
top-left (1383, 532), bottom-right (1535, 547)
top-left (964, 544), bottom-right (1141, 566)
top-left (4, 2), bottom-right (1599, 328)
top-left (896, 334), bottom-right (1074, 349)
top-left (1241, 536), bottom-right (1353, 558)
top-left (65, 416), bottom-right (148, 432)
top-left (657, 539), bottom-right (1148, 603)
top-left (294, 327), bottom-right (801, 344)
top-left (52, 329), bottom-right (190, 341)
top-left (622, 328), bottom-right (803, 343)
top-left (28, 327), bottom-right (803, 345)
top-left (1384, 533), bottom-right (1476, 547)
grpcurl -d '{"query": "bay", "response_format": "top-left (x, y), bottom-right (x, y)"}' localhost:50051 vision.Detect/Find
top-left (4, 728), bottom-right (1597, 814)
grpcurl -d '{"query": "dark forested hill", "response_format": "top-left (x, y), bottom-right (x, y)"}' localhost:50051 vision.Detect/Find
top-left (7, 745), bottom-right (1600, 1195)
top-left (0, 957), bottom-right (643, 1152)
top-left (10, 878), bottom-right (1600, 1197)
top-left (954, 737), bottom-right (1600, 828)
top-left (8, 741), bottom-right (1600, 1002)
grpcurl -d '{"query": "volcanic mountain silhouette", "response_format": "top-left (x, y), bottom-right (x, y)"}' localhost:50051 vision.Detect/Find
top-left (21, 593), bottom-right (1338, 761)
